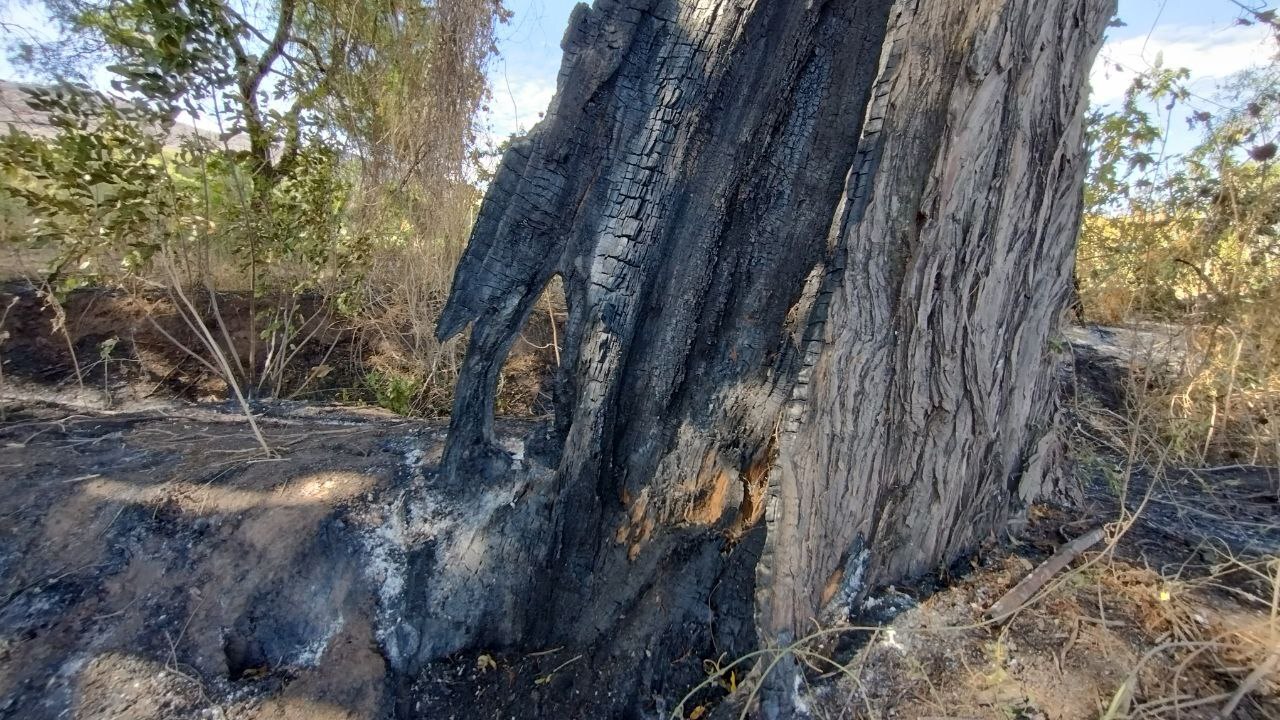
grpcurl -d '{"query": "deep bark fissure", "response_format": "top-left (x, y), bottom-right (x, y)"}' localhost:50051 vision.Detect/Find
top-left (416, 0), bottom-right (1114, 714)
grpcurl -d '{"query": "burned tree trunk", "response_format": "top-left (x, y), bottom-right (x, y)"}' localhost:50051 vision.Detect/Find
top-left (426, 0), bottom-right (1111, 713)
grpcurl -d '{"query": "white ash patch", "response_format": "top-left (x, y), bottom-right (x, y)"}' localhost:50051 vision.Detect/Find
top-left (403, 446), bottom-right (425, 476)
top-left (292, 613), bottom-right (343, 667)
top-left (792, 673), bottom-right (811, 715)
top-left (498, 436), bottom-right (526, 463)
top-left (360, 493), bottom-right (433, 666)
top-left (359, 436), bottom-right (536, 668)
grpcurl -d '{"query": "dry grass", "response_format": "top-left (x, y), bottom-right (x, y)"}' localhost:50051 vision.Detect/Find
top-left (1158, 320), bottom-right (1279, 467)
top-left (1077, 234), bottom-right (1279, 468)
top-left (676, 526), bottom-right (1278, 719)
top-left (671, 357), bottom-right (1279, 719)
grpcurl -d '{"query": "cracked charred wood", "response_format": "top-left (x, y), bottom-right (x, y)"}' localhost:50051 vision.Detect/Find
top-left (430, 0), bottom-right (1112, 713)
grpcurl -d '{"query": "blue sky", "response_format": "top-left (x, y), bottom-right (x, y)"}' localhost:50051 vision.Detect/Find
top-left (1092, 0), bottom-right (1275, 103)
top-left (483, 0), bottom-right (581, 142)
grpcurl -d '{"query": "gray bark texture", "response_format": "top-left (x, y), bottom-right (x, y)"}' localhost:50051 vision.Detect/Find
top-left (427, 0), bottom-right (1112, 714)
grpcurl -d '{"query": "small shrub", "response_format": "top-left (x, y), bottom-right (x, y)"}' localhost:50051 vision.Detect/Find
top-left (364, 369), bottom-right (422, 416)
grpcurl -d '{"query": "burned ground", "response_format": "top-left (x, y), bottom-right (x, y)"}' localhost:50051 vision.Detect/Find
top-left (0, 329), bottom-right (1275, 720)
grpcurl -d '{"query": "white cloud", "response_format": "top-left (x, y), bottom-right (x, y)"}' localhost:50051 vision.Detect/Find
top-left (483, 66), bottom-right (557, 143)
top-left (1091, 23), bottom-right (1274, 106)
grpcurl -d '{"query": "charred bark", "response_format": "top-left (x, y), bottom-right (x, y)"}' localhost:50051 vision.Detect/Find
top-left (424, 0), bottom-right (1112, 714)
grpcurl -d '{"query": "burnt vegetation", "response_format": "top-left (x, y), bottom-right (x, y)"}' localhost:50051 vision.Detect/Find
top-left (0, 0), bottom-right (1277, 719)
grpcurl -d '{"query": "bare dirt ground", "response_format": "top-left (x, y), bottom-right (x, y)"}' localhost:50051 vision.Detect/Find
top-left (0, 328), bottom-right (1276, 720)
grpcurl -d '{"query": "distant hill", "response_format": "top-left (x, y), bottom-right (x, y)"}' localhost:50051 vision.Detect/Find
top-left (0, 78), bottom-right (249, 151)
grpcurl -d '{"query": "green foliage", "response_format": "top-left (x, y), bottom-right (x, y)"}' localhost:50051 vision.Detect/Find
top-left (1084, 65), bottom-right (1189, 208)
top-left (0, 85), bottom-right (183, 287)
top-left (3, 0), bottom-right (506, 288)
top-left (0, 82), bottom-right (360, 296)
top-left (90, 0), bottom-right (238, 111)
top-left (0, 0), bottom-right (507, 409)
top-left (17, 0), bottom-right (307, 175)
top-left (223, 141), bottom-right (371, 294)
top-left (1079, 52), bottom-right (1280, 464)
top-left (1080, 61), bottom-right (1279, 322)
top-left (363, 369), bottom-right (420, 415)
